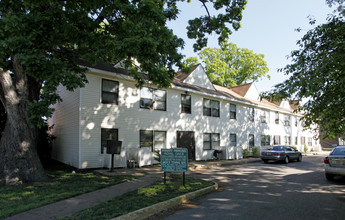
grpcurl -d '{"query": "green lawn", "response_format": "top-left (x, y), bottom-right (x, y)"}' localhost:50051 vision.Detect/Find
top-left (63, 174), bottom-right (214, 220)
top-left (0, 164), bottom-right (136, 219)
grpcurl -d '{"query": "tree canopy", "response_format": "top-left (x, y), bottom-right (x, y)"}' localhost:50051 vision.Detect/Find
top-left (0, 0), bottom-right (247, 185)
top-left (263, 2), bottom-right (345, 139)
top-left (183, 41), bottom-right (269, 87)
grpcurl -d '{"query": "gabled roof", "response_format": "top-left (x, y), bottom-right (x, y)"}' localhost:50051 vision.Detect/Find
top-left (228, 83), bottom-right (253, 97)
top-left (175, 64), bottom-right (199, 82)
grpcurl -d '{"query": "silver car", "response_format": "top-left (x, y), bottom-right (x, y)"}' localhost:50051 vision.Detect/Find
top-left (261, 145), bottom-right (302, 164)
top-left (324, 146), bottom-right (345, 180)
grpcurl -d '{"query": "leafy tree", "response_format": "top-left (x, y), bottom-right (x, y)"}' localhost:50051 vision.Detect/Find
top-left (184, 41), bottom-right (269, 87)
top-left (0, 0), bottom-right (247, 185)
top-left (262, 2), bottom-right (345, 139)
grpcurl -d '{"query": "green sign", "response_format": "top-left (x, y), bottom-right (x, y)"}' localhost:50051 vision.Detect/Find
top-left (161, 148), bottom-right (188, 172)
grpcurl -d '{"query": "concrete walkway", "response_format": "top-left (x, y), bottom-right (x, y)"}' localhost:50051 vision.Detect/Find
top-left (5, 158), bottom-right (261, 220)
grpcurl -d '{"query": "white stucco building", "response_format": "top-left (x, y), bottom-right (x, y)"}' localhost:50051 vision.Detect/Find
top-left (48, 62), bottom-right (320, 169)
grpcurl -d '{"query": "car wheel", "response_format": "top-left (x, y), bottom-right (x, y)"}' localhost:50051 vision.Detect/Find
top-left (297, 154), bottom-right (302, 162)
top-left (284, 156), bottom-right (289, 164)
top-left (263, 159), bottom-right (268, 163)
top-left (325, 173), bottom-right (335, 181)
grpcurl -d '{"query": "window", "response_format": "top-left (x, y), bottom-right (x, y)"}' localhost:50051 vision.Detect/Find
top-left (339, 138), bottom-right (345, 145)
top-left (140, 130), bottom-right (166, 152)
top-left (275, 112), bottom-right (279, 124)
top-left (230, 133), bottom-right (237, 147)
top-left (181, 94), bottom-right (191, 114)
top-left (260, 111), bottom-right (269, 123)
top-left (101, 128), bottom-right (118, 154)
top-left (261, 135), bottom-right (270, 146)
top-left (295, 117), bottom-right (298, 127)
top-left (140, 87), bottom-right (166, 111)
top-left (284, 115), bottom-right (291, 126)
top-left (284, 136), bottom-right (291, 145)
top-left (307, 137), bottom-right (312, 146)
top-left (249, 134), bottom-right (255, 147)
top-left (295, 136), bottom-right (298, 145)
top-left (203, 99), bottom-right (219, 117)
top-left (274, 135), bottom-right (281, 145)
top-left (249, 107), bottom-right (255, 122)
top-left (203, 133), bottom-right (220, 150)
top-left (230, 104), bottom-right (236, 119)
top-left (301, 136), bottom-right (306, 145)
top-left (102, 79), bottom-right (119, 104)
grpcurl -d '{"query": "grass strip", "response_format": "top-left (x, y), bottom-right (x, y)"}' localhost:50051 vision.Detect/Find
top-left (0, 164), bottom-right (136, 219)
top-left (63, 174), bottom-right (214, 220)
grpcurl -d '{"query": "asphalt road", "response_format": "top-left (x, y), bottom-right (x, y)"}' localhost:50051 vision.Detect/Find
top-left (163, 154), bottom-right (345, 220)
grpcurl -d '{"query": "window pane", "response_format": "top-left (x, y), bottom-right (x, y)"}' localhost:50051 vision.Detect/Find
top-left (203, 133), bottom-right (211, 142)
top-left (154, 101), bottom-right (166, 110)
top-left (154, 131), bottom-right (166, 142)
top-left (212, 108), bottom-right (219, 117)
top-left (204, 99), bottom-right (211, 108)
top-left (181, 105), bottom-right (191, 113)
top-left (230, 104), bottom-right (236, 112)
top-left (203, 107), bottom-right (211, 116)
top-left (140, 87), bottom-right (153, 99)
top-left (203, 133), bottom-right (211, 150)
top-left (249, 134), bottom-right (254, 147)
top-left (154, 90), bottom-right (166, 101)
top-left (181, 94), bottom-right (191, 105)
top-left (140, 130), bottom-right (153, 148)
top-left (140, 98), bottom-right (153, 109)
top-left (211, 100), bottom-right (219, 109)
top-left (102, 92), bottom-right (118, 104)
top-left (103, 80), bottom-right (119, 93)
top-left (230, 134), bottom-right (237, 147)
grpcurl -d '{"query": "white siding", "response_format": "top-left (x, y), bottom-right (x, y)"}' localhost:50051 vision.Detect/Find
top-left (183, 65), bottom-right (215, 90)
top-left (49, 85), bottom-right (80, 168)
top-left (50, 70), bottom-right (320, 169)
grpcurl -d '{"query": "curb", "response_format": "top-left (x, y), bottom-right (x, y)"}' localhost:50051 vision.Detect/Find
top-left (189, 158), bottom-right (262, 170)
top-left (112, 182), bottom-right (219, 220)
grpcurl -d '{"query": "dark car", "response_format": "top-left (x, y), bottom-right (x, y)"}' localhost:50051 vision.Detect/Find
top-left (261, 145), bottom-right (302, 164)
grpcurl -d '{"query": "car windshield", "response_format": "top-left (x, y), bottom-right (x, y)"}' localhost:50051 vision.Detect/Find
top-left (272, 146), bottom-right (284, 151)
top-left (331, 148), bottom-right (345, 155)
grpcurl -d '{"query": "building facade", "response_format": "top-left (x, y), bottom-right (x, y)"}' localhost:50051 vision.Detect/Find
top-left (49, 63), bottom-right (320, 169)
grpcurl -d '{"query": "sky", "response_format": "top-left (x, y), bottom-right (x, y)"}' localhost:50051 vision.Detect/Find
top-left (168, 0), bottom-right (336, 92)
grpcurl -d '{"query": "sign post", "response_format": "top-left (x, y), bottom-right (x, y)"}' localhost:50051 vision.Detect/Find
top-left (161, 148), bottom-right (188, 185)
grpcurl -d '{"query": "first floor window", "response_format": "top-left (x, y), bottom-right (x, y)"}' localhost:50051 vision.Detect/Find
top-left (295, 137), bottom-right (298, 145)
top-left (230, 133), bottom-right (237, 147)
top-left (203, 133), bottom-right (220, 150)
top-left (140, 130), bottom-right (166, 152)
top-left (301, 136), bottom-right (306, 145)
top-left (230, 104), bottom-right (236, 119)
top-left (274, 135), bottom-right (281, 145)
top-left (203, 99), bottom-right (220, 117)
top-left (102, 79), bottom-right (119, 104)
top-left (249, 134), bottom-right (255, 147)
top-left (261, 135), bottom-right (270, 146)
top-left (307, 137), bottom-right (313, 146)
top-left (101, 128), bottom-right (118, 154)
top-left (284, 136), bottom-right (291, 145)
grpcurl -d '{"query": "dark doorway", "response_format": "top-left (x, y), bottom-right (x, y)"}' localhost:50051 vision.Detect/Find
top-left (177, 131), bottom-right (195, 160)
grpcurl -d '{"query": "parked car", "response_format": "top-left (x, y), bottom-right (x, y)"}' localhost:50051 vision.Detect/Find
top-left (261, 145), bottom-right (302, 164)
top-left (324, 146), bottom-right (345, 180)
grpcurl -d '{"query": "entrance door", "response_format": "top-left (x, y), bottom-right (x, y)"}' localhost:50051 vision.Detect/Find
top-left (177, 131), bottom-right (195, 160)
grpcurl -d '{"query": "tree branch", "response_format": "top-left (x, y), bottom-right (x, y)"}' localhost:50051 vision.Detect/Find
top-left (199, 0), bottom-right (211, 17)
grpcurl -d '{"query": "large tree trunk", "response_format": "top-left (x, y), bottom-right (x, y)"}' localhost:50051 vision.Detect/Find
top-left (0, 60), bottom-right (48, 185)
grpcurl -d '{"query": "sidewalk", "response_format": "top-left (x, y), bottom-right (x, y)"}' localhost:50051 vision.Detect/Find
top-left (5, 157), bottom-right (261, 220)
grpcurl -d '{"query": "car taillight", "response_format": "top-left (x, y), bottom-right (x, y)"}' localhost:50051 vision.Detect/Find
top-left (275, 153), bottom-right (280, 156)
top-left (324, 156), bottom-right (329, 164)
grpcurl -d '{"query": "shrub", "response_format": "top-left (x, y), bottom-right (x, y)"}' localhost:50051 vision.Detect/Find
top-left (243, 148), bottom-right (250, 158)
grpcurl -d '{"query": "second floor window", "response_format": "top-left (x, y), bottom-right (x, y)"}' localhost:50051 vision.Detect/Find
top-left (102, 79), bottom-right (119, 104)
top-left (181, 94), bottom-right (191, 114)
top-left (260, 111), bottom-right (269, 123)
top-left (275, 112), bottom-right (279, 124)
top-left (249, 107), bottom-right (255, 122)
top-left (203, 99), bottom-right (219, 117)
top-left (140, 87), bottom-right (166, 111)
top-left (230, 104), bottom-right (236, 119)
top-left (284, 115), bottom-right (291, 126)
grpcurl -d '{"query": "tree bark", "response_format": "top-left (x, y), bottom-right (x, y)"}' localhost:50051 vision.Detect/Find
top-left (0, 62), bottom-right (48, 185)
